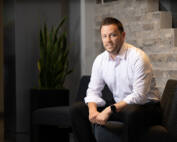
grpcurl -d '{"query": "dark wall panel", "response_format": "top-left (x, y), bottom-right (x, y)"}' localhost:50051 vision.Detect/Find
top-left (3, 0), bottom-right (81, 142)
top-left (3, 0), bottom-right (16, 140)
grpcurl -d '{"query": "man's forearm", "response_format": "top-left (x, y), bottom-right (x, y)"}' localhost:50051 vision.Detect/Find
top-left (88, 102), bottom-right (97, 113)
top-left (88, 102), bottom-right (99, 124)
top-left (114, 101), bottom-right (128, 112)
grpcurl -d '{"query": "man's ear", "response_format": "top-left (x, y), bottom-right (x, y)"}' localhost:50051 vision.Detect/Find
top-left (122, 32), bottom-right (126, 38)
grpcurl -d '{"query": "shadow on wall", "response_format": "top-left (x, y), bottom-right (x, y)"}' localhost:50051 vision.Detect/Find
top-left (159, 0), bottom-right (177, 28)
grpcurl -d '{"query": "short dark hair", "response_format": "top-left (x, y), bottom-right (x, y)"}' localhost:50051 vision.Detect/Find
top-left (100, 17), bottom-right (124, 33)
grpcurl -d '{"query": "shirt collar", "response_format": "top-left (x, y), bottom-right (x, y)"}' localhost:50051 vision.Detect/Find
top-left (106, 42), bottom-right (127, 61)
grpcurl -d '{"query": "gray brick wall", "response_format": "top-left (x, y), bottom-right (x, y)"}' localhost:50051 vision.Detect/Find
top-left (83, 0), bottom-right (177, 95)
top-left (82, 0), bottom-right (177, 93)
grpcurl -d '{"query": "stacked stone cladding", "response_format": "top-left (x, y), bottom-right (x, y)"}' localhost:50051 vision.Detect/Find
top-left (94, 0), bottom-right (177, 95)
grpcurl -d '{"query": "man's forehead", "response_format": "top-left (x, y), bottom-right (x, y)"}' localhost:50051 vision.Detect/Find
top-left (102, 24), bottom-right (118, 28)
top-left (101, 25), bottom-right (120, 33)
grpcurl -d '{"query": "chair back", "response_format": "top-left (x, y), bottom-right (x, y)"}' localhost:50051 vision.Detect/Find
top-left (160, 79), bottom-right (177, 128)
top-left (75, 76), bottom-right (114, 105)
top-left (75, 76), bottom-right (90, 102)
top-left (163, 80), bottom-right (177, 142)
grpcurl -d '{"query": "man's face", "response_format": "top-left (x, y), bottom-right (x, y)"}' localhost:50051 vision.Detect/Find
top-left (101, 24), bottom-right (125, 57)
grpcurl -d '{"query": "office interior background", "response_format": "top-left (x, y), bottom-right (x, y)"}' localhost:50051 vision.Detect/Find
top-left (0, 0), bottom-right (177, 141)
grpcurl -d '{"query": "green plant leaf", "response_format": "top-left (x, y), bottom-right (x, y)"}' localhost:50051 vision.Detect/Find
top-left (37, 17), bottom-right (72, 89)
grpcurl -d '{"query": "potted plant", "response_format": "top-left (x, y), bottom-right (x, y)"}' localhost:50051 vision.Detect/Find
top-left (31, 17), bottom-right (72, 110)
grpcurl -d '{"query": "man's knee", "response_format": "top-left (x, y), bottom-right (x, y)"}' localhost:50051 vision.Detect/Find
top-left (70, 102), bottom-right (88, 118)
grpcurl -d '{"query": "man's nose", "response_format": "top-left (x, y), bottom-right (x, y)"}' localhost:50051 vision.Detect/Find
top-left (106, 36), bottom-right (111, 42)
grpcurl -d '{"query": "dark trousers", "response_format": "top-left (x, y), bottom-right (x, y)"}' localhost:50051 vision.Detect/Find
top-left (70, 101), bottom-right (162, 142)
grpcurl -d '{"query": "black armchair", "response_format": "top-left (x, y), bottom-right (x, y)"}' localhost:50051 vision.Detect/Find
top-left (141, 79), bottom-right (177, 142)
top-left (75, 76), bottom-right (177, 142)
top-left (94, 79), bottom-right (177, 142)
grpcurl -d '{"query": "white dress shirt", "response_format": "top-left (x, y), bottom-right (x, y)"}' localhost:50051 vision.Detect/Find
top-left (84, 42), bottom-right (160, 107)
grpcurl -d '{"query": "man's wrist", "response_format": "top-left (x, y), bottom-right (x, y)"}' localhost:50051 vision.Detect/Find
top-left (110, 104), bottom-right (117, 113)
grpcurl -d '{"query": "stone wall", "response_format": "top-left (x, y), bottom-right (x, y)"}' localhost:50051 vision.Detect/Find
top-left (84, 0), bottom-right (177, 95)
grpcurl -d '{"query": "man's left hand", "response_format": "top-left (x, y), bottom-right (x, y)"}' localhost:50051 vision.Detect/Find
top-left (95, 106), bottom-right (112, 125)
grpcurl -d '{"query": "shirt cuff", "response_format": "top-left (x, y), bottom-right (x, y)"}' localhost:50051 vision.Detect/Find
top-left (84, 96), bottom-right (106, 107)
top-left (123, 94), bottom-right (147, 104)
top-left (123, 96), bottom-right (133, 104)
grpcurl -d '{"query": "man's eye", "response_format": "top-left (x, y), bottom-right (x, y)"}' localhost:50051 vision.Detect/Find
top-left (110, 34), bottom-right (117, 37)
top-left (102, 35), bottom-right (107, 38)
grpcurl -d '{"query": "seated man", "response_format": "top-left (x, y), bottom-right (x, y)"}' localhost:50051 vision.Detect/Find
top-left (70, 17), bottom-right (162, 142)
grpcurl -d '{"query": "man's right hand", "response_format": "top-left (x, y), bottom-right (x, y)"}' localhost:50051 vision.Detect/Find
top-left (89, 110), bottom-right (100, 124)
top-left (88, 102), bottom-right (99, 124)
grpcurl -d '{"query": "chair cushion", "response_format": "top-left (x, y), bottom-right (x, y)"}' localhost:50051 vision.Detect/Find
top-left (32, 106), bottom-right (71, 128)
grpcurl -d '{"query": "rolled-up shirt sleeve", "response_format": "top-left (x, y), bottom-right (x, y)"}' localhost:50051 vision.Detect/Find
top-left (123, 51), bottom-right (153, 104)
top-left (84, 56), bottom-right (106, 107)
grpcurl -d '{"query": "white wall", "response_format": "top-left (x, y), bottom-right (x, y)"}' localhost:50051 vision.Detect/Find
top-left (81, 0), bottom-right (98, 75)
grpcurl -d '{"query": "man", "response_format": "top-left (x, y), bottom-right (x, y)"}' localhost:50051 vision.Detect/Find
top-left (70, 17), bottom-right (161, 142)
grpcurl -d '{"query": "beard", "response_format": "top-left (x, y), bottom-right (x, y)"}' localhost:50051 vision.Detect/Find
top-left (105, 44), bottom-right (121, 55)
